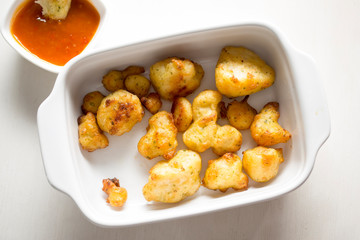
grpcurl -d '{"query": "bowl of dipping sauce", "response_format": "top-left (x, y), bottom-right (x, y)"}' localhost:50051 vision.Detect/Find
top-left (1, 0), bottom-right (106, 73)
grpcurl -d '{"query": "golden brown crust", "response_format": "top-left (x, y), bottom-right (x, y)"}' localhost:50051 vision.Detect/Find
top-left (137, 111), bottom-right (178, 160)
top-left (149, 57), bottom-right (204, 100)
top-left (171, 97), bottom-right (193, 132)
top-left (183, 114), bottom-right (218, 153)
top-left (141, 92), bottom-right (162, 115)
top-left (250, 102), bottom-right (291, 146)
top-left (142, 150), bottom-right (201, 203)
top-left (227, 95), bottom-right (257, 130)
top-left (97, 90), bottom-right (144, 136)
top-left (102, 66), bottom-right (145, 92)
top-left (124, 75), bottom-right (150, 98)
top-left (102, 178), bottom-right (127, 207)
top-left (242, 146), bottom-right (284, 182)
top-left (212, 125), bottom-right (242, 156)
top-left (81, 91), bottom-right (105, 115)
top-left (215, 46), bottom-right (275, 98)
top-left (183, 90), bottom-right (242, 155)
top-left (78, 112), bottom-right (109, 152)
top-left (121, 66), bottom-right (145, 79)
top-left (192, 90), bottom-right (222, 121)
top-left (102, 70), bottom-right (125, 92)
top-left (203, 153), bottom-right (248, 192)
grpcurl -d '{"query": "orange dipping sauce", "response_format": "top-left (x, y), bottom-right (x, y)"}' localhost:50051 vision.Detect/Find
top-left (11, 0), bottom-right (100, 66)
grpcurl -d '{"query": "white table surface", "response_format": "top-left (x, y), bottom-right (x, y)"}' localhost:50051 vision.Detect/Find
top-left (1, 0), bottom-right (359, 239)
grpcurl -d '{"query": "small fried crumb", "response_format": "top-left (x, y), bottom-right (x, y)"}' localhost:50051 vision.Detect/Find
top-left (102, 178), bottom-right (127, 207)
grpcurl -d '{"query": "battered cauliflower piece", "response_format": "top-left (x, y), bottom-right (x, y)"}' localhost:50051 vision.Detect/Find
top-left (97, 90), bottom-right (144, 136)
top-left (78, 112), bottom-right (109, 152)
top-left (102, 70), bottom-right (124, 92)
top-left (124, 75), bottom-right (151, 98)
top-left (183, 114), bottom-right (218, 153)
top-left (184, 119), bottom-right (242, 155)
top-left (143, 150), bottom-right (201, 203)
top-left (149, 57), bottom-right (204, 100)
top-left (215, 46), bottom-right (275, 98)
top-left (102, 66), bottom-right (145, 92)
top-left (171, 97), bottom-right (193, 132)
top-left (250, 102), bottom-right (291, 146)
top-left (242, 146), bottom-right (284, 182)
top-left (141, 93), bottom-right (162, 115)
top-left (35, 0), bottom-right (71, 20)
top-left (183, 90), bottom-right (220, 152)
top-left (183, 90), bottom-right (242, 155)
top-left (81, 91), bottom-right (105, 114)
top-left (138, 111), bottom-right (178, 160)
top-left (121, 65), bottom-right (146, 79)
top-left (203, 153), bottom-right (248, 192)
top-left (192, 90), bottom-right (222, 121)
top-left (102, 178), bottom-right (127, 207)
top-left (212, 125), bottom-right (242, 156)
top-left (227, 95), bottom-right (257, 130)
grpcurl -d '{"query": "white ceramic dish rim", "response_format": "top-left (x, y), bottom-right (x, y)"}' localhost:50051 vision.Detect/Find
top-left (37, 21), bottom-right (331, 227)
top-left (1, 0), bottom-right (107, 73)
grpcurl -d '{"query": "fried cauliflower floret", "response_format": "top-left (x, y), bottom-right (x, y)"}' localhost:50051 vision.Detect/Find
top-left (143, 150), bottom-right (201, 203)
top-left (242, 146), bottom-right (284, 182)
top-left (97, 90), bottom-right (144, 136)
top-left (250, 102), bottom-right (291, 146)
top-left (102, 70), bottom-right (124, 92)
top-left (121, 65), bottom-right (146, 78)
top-left (183, 90), bottom-right (242, 154)
top-left (212, 125), bottom-right (242, 156)
top-left (203, 153), bottom-right (248, 192)
top-left (192, 90), bottom-right (222, 121)
top-left (35, 0), bottom-right (71, 20)
top-left (141, 93), bottom-right (162, 115)
top-left (138, 111), bottom-right (178, 160)
top-left (227, 95), bottom-right (257, 130)
top-left (215, 46), bottom-right (275, 98)
top-left (149, 57), bottom-right (204, 100)
top-left (124, 75), bottom-right (151, 98)
top-left (183, 114), bottom-right (218, 153)
top-left (81, 91), bottom-right (105, 114)
top-left (183, 116), bottom-right (242, 155)
top-left (102, 178), bottom-right (127, 207)
top-left (102, 66), bottom-right (145, 92)
top-left (171, 97), bottom-right (193, 132)
top-left (78, 112), bottom-right (109, 152)
top-left (183, 91), bottom-right (220, 152)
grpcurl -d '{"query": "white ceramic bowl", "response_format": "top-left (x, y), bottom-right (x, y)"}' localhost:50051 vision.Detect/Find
top-left (37, 23), bottom-right (330, 227)
top-left (1, 0), bottom-right (106, 73)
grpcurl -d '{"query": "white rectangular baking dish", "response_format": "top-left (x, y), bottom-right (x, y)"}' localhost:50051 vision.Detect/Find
top-left (37, 22), bottom-right (330, 227)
